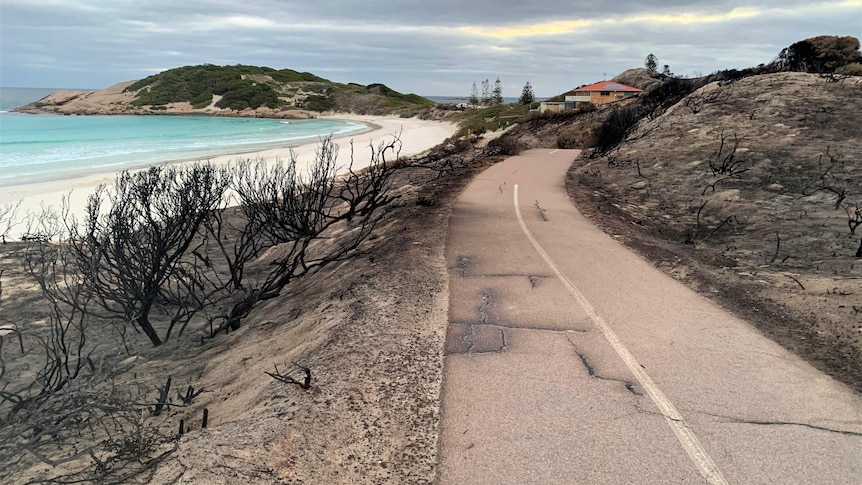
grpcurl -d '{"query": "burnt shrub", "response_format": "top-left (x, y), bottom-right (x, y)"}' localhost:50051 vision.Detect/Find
top-left (485, 136), bottom-right (524, 156)
top-left (557, 124), bottom-right (599, 149)
top-left (640, 77), bottom-right (697, 120)
top-left (593, 106), bottom-right (640, 156)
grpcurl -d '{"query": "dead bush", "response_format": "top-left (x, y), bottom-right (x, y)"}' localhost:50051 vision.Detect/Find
top-left (0, 201), bottom-right (21, 244)
top-left (203, 136), bottom-right (399, 336)
top-left (593, 106), bottom-right (641, 156)
top-left (640, 77), bottom-right (698, 120)
top-left (484, 136), bottom-right (524, 156)
top-left (557, 124), bottom-right (599, 149)
top-left (1, 238), bottom-right (174, 483)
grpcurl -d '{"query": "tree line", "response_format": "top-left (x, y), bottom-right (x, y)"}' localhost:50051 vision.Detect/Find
top-left (467, 78), bottom-right (536, 106)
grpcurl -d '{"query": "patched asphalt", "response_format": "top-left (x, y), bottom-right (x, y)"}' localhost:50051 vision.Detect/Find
top-left (437, 149), bottom-right (862, 484)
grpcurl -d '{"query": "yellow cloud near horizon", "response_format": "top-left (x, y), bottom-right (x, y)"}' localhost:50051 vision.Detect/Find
top-left (625, 7), bottom-right (758, 24)
top-left (460, 7), bottom-right (760, 39)
top-left (460, 19), bottom-right (594, 38)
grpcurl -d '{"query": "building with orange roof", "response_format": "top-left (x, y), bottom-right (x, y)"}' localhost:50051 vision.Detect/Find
top-left (539, 80), bottom-right (642, 113)
top-left (567, 81), bottom-right (643, 105)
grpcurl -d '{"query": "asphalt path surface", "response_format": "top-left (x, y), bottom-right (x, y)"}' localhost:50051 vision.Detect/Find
top-left (437, 149), bottom-right (862, 484)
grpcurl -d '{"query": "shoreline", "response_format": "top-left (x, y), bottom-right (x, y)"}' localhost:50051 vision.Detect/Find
top-left (0, 118), bottom-right (380, 189)
top-left (0, 113), bottom-right (457, 237)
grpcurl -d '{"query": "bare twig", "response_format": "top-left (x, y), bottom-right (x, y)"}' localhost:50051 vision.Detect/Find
top-left (0, 200), bottom-right (22, 244)
top-left (786, 274), bottom-right (806, 290)
top-left (177, 385), bottom-right (206, 406)
top-left (702, 176), bottom-right (732, 195)
top-left (844, 203), bottom-right (861, 236)
top-left (635, 160), bottom-right (651, 184)
top-left (709, 131), bottom-right (749, 176)
top-left (769, 232), bottom-right (781, 264)
top-left (266, 362), bottom-right (312, 390)
top-left (704, 215), bottom-right (734, 241)
top-left (150, 376), bottom-right (172, 416)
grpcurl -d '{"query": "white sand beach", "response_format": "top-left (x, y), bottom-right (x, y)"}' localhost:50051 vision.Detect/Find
top-left (0, 114), bottom-right (457, 237)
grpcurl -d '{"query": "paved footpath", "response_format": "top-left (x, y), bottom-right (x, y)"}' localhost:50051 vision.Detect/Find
top-left (436, 149), bottom-right (861, 484)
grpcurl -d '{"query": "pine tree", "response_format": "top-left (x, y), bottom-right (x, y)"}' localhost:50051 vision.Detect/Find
top-left (519, 81), bottom-right (535, 105)
top-left (492, 77), bottom-right (503, 104)
top-left (645, 53), bottom-right (658, 74)
top-left (468, 82), bottom-right (479, 106)
top-left (480, 79), bottom-right (490, 105)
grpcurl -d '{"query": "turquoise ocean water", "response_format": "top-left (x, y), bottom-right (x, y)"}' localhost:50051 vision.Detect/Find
top-left (0, 88), bottom-right (365, 186)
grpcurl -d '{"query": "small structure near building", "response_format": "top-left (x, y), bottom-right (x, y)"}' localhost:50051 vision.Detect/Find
top-left (538, 101), bottom-right (571, 113)
top-left (539, 80), bottom-right (642, 113)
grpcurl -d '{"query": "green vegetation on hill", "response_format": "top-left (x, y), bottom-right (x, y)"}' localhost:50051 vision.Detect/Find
top-left (125, 64), bottom-right (326, 110)
top-left (122, 64), bottom-right (435, 114)
top-left (366, 83), bottom-right (435, 109)
top-left (449, 102), bottom-right (537, 137)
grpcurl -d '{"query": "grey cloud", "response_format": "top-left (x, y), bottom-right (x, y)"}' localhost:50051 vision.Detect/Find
top-left (171, 0), bottom-right (817, 27)
top-left (1, 0), bottom-right (859, 95)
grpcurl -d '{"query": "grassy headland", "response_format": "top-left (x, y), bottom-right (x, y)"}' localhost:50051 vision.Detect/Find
top-left (15, 64), bottom-right (436, 117)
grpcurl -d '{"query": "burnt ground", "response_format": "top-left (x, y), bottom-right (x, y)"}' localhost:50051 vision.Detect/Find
top-left (1, 70), bottom-right (859, 484)
top-left (0, 140), bottom-right (500, 484)
top-left (560, 73), bottom-right (861, 392)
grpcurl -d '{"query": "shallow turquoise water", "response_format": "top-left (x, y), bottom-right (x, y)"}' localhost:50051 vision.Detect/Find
top-left (0, 88), bottom-right (363, 185)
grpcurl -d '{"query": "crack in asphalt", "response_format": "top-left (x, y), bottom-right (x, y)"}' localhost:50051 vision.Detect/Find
top-left (449, 281), bottom-right (592, 356)
top-left (731, 420), bottom-right (862, 436)
top-left (456, 255), bottom-right (471, 278)
top-left (577, 352), bottom-right (596, 377)
top-left (534, 200), bottom-right (548, 222)
top-left (457, 272), bottom-right (553, 281)
top-left (478, 288), bottom-right (493, 324)
top-left (634, 401), bottom-right (683, 422)
top-left (569, 337), bottom-right (643, 396)
top-left (696, 411), bottom-right (862, 437)
top-left (465, 324), bottom-right (477, 354)
top-left (450, 320), bottom-right (588, 333)
top-left (474, 329), bottom-right (508, 354)
top-left (458, 326), bottom-right (508, 355)
top-left (624, 383), bottom-right (642, 396)
top-left (452, 289), bottom-right (509, 355)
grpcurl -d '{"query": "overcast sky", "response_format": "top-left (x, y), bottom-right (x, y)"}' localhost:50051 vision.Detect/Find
top-left (1, 1), bottom-right (860, 96)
